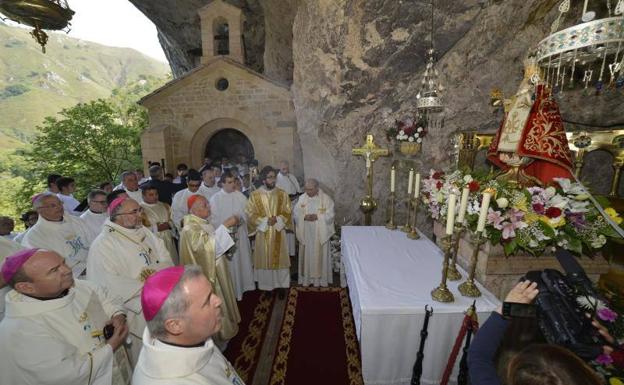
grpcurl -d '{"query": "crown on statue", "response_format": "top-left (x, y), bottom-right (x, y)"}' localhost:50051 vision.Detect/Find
top-left (522, 56), bottom-right (542, 83)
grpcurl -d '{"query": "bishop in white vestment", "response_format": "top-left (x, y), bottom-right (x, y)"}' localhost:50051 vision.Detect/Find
top-left (133, 266), bottom-right (246, 385)
top-left (22, 194), bottom-right (90, 276)
top-left (0, 249), bottom-right (132, 385)
top-left (87, 197), bottom-right (173, 363)
top-left (293, 179), bottom-right (335, 287)
top-left (210, 172), bottom-right (255, 300)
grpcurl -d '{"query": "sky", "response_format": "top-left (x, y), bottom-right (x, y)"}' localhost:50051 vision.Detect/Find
top-left (60, 0), bottom-right (167, 63)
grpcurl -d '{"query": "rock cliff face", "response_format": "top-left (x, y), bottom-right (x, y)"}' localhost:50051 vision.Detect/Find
top-left (132, 0), bottom-right (623, 224)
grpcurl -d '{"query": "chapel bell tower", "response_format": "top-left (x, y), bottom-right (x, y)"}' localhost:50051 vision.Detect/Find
top-left (199, 0), bottom-right (245, 65)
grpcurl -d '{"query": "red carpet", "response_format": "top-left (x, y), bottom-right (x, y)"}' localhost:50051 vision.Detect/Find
top-left (224, 290), bottom-right (276, 384)
top-left (269, 287), bottom-right (364, 385)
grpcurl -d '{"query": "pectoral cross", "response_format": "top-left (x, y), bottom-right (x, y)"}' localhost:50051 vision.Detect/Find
top-left (352, 134), bottom-right (390, 225)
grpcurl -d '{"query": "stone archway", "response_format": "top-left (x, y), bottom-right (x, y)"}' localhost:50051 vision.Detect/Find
top-left (205, 128), bottom-right (255, 163)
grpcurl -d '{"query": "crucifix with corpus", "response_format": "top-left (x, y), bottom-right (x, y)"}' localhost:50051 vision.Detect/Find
top-left (352, 134), bottom-right (390, 225)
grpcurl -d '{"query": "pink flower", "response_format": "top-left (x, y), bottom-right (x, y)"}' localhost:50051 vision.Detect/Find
top-left (509, 209), bottom-right (525, 223)
top-left (596, 353), bottom-right (614, 365)
top-left (487, 209), bottom-right (504, 230)
top-left (597, 308), bottom-right (618, 322)
top-left (501, 218), bottom-right (528, 240)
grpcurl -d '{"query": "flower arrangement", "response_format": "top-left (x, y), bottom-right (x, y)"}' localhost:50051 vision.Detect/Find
top-left (421, 169), bottom-right (623, 256)
top-left (385, 115), bottom-right (427, 143)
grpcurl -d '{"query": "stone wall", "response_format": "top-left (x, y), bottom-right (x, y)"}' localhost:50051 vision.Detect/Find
top-left (140, 59), bottom-right (300, 176)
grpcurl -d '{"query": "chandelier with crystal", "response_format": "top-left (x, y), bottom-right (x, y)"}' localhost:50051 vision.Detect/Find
top-left (0, 0), bottom-right (74, 53)
top-left (535, 0), bottom-right (624, 93)
top-left (416, 0), bottom-right (445, 131)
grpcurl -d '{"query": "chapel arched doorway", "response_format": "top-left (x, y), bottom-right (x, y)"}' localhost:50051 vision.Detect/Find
top-left (205, 128), bottom-right (255, 164)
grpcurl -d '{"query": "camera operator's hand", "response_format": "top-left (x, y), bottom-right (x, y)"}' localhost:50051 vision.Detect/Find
top-left (497, 280), bottom-right (539, 315)
top-left (590, 317), bottom-right (616, 354)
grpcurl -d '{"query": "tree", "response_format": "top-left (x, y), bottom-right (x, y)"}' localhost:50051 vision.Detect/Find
top-left (23, 99), bottom-right (145, 202)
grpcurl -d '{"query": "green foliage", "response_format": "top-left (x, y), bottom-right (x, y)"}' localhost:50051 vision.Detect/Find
top-left (21, 99), bottom-right (146, 204)
top-left (0, 84), bottom-right (30, 99)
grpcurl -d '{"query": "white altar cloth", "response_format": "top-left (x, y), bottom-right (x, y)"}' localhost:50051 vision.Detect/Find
top-left (341, 226), bottom-right (500, 385)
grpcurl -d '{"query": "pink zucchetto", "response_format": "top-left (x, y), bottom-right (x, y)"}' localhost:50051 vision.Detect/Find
top-left (108, 196), bottom-right (127, 215)
top-left (1, 248), bottom-right (40, 283)
top-left (187, 194), bottom-right (203, 210)
top-left (141, 266), bottom-right (185, 321)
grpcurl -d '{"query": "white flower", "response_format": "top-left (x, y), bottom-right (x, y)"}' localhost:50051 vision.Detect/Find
top-left (590, 234), bottom-right (607, 248)
top-left (417, 127), bottom-right (423, 133)
top-left (399, 130), bottom-right (405, 136)
top-left (396, 135), bottom-right (401, 140)
top-left (529, 239), bottom-right (539, 247)
top-left (545, 187), bottom-right (557, 198)
top-left (408, 136), bottom-right (414, 142)
top-left (496, 197), bottom-right (509, 208)
top-left (463, 175), bottom-right (473, 184)
top-left (417, 137), bottom-right (422, 143)
top-left (549, 194), bottom-right (569, 209)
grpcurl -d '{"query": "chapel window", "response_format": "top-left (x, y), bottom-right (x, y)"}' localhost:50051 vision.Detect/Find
top-left (214, 21), bottom-right (230, 56)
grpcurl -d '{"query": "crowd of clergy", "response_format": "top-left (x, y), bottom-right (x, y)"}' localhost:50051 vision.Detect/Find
top-left (0, 157), bottom-right (336, 384)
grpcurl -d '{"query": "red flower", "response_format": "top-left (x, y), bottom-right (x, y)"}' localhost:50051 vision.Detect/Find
top-left (532, 203), bottom-right (545, 214)
top-left (468, 181), bottom-right (480, 192)
top-left (611, 349), bottom-right (624, 368)
top-left (436, 181), bottom-right (443, 190)
top-left (545, 207), bottom-right (562, 218)
top-left (432, 171), bottom-right (444, 179)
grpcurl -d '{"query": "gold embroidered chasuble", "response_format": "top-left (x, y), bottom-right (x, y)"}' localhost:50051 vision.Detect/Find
top-left (179, 214), bottom-right (241, 340)
top-left (245, 187), bottom-right (292, 270)
top-left (140, 202), bottom-right (179, 264)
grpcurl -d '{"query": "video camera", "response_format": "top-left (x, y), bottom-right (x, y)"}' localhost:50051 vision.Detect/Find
top-left (520, 249), bottom-right (608, 360)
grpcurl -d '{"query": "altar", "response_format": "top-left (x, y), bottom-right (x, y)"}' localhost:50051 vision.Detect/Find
top-left (341, 226), bottom-right (500, 385)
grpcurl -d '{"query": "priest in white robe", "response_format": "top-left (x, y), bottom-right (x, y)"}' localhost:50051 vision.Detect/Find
top-left (276, 160), bottom-right (301, 258)
top-left (0, 249), bottom-right (132, 385)
top-left (245, 167), bottom-right (292, 298)
top-left (293, 179), bottom-right (335, 287)
top-left (119, 171), bottom-right (143, 203)
top-left (133, 265), bottom-right (246, 385)
top-left (209, 171), bottom-right (255, 300)
top-left (198, 167), bottom-right (221, 201)
top-left (140, 185), bottom-right (179, 264)
top-left (22, 193), bottom-right (90, 277)
top-left (80, 190), bottom-right (109, 244)
top-left (87, 197), bottom-right (173, 363)
top-left (171, 170), bottom-right (204, 231)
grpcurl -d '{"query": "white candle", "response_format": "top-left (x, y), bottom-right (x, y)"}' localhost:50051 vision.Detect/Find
top-left (413, 173), bottom-right (421, 198)
top-left (407, 169), bottom-right (414, 195)
top-left (476, 192), bottom-right (492, 232)
top-left (457, 187), bottom-right (469, 224)
top-left (446, 193), bottom-right (457, 235)
top-left (390, 167), bottom-right (396, 192)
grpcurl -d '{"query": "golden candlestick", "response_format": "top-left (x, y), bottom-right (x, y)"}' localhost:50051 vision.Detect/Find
top-left (386, 191), bottom-right (397, 230)
top-left (458, 231), bottom-right (486, 297)
top-left (401, 196), bottom-right (412, 232)
top-left (447, 222), bottom-right (464, 281)
top-left (407, 196), bottom-right (420, 239)
top-left (431, 235), bottom-right (455, 303)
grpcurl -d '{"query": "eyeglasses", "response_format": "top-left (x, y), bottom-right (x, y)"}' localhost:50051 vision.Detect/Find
top-left (116, 208), bottom-right (143, 216)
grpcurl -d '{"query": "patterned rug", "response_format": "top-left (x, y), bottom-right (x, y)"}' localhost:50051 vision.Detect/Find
top-left (224, 290), bottom-right (276, 384)
top-left (268, 287), bottom-right (364, 385)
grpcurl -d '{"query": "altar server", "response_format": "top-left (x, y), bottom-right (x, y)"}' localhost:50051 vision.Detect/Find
top-left (210, 171), bottom-right (255, 300)
top-left (140, 185), bottom-right (179, 264)
top-left (276, 160), bottom-right (301, 258)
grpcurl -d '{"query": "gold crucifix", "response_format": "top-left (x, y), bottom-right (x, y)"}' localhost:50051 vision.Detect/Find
top-left (352, 134), bottom-right (390, 225)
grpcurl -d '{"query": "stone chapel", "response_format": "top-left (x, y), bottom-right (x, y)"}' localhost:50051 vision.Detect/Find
top-left (139, 0), bottom-right (300, 174)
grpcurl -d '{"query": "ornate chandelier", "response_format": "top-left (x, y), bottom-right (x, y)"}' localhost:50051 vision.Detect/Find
top-left (416, 0), bottom-right (445, 131)
top-left (535, 0), bottom-right (624, 93)
top-left (0, 0), bottom-right (74, 53)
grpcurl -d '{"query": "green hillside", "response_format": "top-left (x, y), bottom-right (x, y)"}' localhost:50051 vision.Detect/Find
top-left (0, 22), bottom-right (170, 149)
